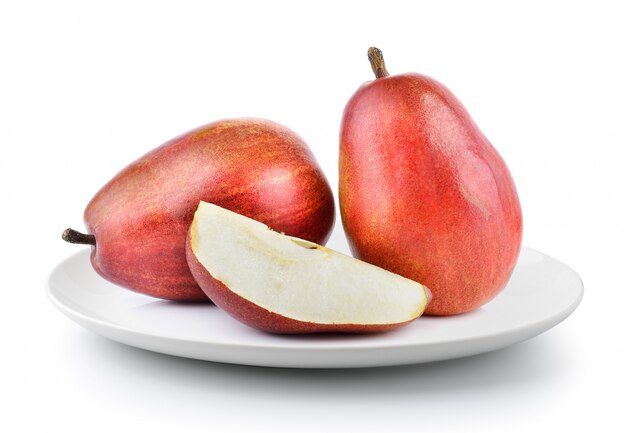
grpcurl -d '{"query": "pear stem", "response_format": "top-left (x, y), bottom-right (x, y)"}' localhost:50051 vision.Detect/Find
top-left (62, 228), bottom-right (96, 246)
top-left (368, 47), bottom-right (390, 79)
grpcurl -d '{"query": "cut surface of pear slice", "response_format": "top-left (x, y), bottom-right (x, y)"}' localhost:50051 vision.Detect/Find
top-left (187, 201), bottom-right (430, 333)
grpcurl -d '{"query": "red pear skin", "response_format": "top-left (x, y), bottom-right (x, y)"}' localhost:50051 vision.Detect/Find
top-left (339, 49), bottom-right (522, 316)
top-left (185, 234), bottom-right (415, 334)
top-left (75, 118), bottom-right (335, 301)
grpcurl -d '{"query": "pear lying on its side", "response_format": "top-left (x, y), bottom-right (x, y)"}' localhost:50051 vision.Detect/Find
top-left (63, 118), bottom-right (335, 301)
top-left (186, 202), bottom-right (430, 334)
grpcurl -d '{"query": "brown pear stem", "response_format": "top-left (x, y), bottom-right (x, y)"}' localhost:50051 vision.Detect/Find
top-left (62, 228), bottom-right (96, 246)
top-left (367, 47), bottom-right (389, 78)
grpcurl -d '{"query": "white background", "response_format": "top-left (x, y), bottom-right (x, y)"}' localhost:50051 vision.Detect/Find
top-left (1, 0), bottom-right (624, 431)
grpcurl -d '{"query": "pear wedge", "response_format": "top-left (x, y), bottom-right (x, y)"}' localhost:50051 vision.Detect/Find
top-left (186, 202), bottom-right (430, 334)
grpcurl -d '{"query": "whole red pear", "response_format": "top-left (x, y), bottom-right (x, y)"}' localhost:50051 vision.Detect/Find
top-left (63, 118), bottom-right (335, 301)
top-left (339, 48), bottom-right (522, 315)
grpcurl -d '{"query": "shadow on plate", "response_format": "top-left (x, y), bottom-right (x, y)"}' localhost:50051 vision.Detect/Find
top-left (71, 325), bottom-right (578, 398)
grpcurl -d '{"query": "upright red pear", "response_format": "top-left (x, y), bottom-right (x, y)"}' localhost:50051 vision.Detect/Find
top-left (63, 118), bottom-right (335, 301)
top-left (339, 48), bottom-right (522, 315)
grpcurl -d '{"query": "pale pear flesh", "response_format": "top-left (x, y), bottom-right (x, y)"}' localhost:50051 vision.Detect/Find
top-left (189, 202), bottom-right (430, 325)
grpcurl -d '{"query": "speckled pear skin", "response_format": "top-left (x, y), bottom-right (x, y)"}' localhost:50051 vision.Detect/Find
top-left (84, 118), bottom-right (335, 301)
top-left (339, 72), bottom-right (522, 316)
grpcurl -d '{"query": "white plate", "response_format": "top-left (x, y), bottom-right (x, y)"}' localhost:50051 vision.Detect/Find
top-left (46, 247), bottom-right (583, 368)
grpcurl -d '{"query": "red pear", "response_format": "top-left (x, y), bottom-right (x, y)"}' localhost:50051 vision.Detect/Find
top-left (63, 118), bottom-right (335, 301)
top-left (339, 48), bottom-right (522, 315)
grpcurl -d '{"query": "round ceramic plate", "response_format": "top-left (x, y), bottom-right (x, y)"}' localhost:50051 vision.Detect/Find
top-left (46, 247), bottom-right (583, 368)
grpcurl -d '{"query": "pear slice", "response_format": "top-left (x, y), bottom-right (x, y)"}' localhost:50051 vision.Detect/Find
top-left (186, 202), bottom-right (430, 334)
